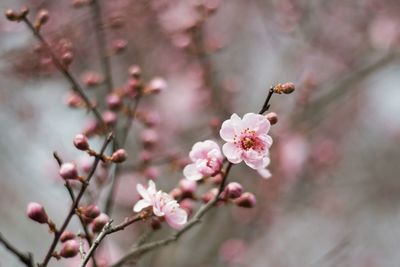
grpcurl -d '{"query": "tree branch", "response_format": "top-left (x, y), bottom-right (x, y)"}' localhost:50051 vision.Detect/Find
top-left (0, 233), bottom-right (34, 267)
top-left (39, 133), bottom-right (114, 267)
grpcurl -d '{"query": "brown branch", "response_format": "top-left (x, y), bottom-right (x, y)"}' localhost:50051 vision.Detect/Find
top-left (21, 16), bottom-right (107, 130)
top-left (0, 233), bottom-right (34, 267)
top-left (52, 152), bottom-right (98, 267)
top-left (80, 215), bottom-right (142, 267)
top-left (39, 133), bottom-right (114, 267)
top-left (104, 94), bottom-right (142, 215)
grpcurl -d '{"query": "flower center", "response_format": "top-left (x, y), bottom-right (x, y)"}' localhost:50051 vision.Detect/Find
top-left (241, 137), bottom-right (255, 150)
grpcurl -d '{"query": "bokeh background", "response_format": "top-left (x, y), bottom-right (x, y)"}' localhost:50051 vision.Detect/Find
top-left (1, 0), bottom-right (400, 266)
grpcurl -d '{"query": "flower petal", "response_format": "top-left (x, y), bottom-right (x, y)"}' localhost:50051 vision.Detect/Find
top-left (257, 168), bottom-right (272, 179)
top-left (222, 143), bottom-right (242, 164)
top-left (133, 199), bottom-right (151, 212)
top-left (183, 164), bottom-right (203, 181)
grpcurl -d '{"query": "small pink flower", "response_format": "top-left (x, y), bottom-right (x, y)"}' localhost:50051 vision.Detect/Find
top-left (183, 140), bottom-right (223, 181)
top-left (220, 113), bottom-right (272, 170)
top-left (133, 181), bottom-right (187, 229)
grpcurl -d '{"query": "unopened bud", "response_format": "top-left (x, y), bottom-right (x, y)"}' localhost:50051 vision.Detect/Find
top-left (81, 204), bottom-right (100, 219)
top-left (179, 179), bottom-right (197, 198)
top-left (61, 52), bottom-right (73, 66)
top-left (112, 39), bottom-right (127, 54)
top-left (60, 231), bottom-right (76, 243)
top-left (143, 166), bottom-right (159, 180)
top-left (265, 112), bottom-right (278, 125)
top-left (73, 134), bottom-right (89, 150)
top-left (201, 188), bottom-right (218, 203)
top-left (20, 6), bottom-right (29, 18)
top-left (65, 93), bottom-right (82, 108)
top-left (111, 149), bottom-right (127, 163)
top-left (146, 77), bottom-right (167, 94)
top-left (102, 111), bottom-right (117, 126)
top-left (179, 199), bottom-right (194, 216)
top-left (91, 213), bottom-right (109, 233)
top-left (141, 129), bottom-right (159, 147)
top-left (106, 94), bottom-right (122, 110)
top-left (82, 71), bottom-right (102, 87)
top-left (59, 163), bottom-right (78, 180)
top-left (37, 9), bottom-right (49, 25)
top-left (234, 192), bottom-right (256, 208)
top-left (27, 202), bottom-right (48, 224)
top-left (169, 188), bottom-right (183, 200)
top-left (128, 65), bottom-right (141, 79)
top-left (224, 182), bottom-right (243, 199)
top-left (5, 10), bottom-right (18, 21)
top-left (59, 240), bottom-right (79, 258)
top-left (273, 82), bottom-right (295, 94)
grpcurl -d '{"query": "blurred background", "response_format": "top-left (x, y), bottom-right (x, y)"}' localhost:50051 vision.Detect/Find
top-left (1, 0), bottom-right (400, 266)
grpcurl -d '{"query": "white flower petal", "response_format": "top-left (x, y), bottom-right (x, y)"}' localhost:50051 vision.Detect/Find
top-left (133, 199), bottom-right (152, 212)
top-left (183, 164), bottom-right (203, 181)
top-left (222, 143), bottom-right (242, 164)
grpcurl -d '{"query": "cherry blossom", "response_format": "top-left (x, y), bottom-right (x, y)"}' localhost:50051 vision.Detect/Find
top-left (183, 140), bottom-right (224, 181)
top-left (220, 113), bottom-right (273, 172)
top-left (133, 180), bottom-right (188, 229)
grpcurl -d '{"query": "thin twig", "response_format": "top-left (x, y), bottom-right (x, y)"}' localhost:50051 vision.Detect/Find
top-left (0, 233), bottom-right (34, 267)
top-left (90, 0), bottom-right (113, 93)
top-left (21, 16), bottom-right (107, 130)
top-left (104, 94), bottom-right (142, 215)
top-left (52, 152), bottom-right (98, 267)
top-left (39, 133), bottom-right (114, 267)
top-left (80, 215), bottom-right (142, 267)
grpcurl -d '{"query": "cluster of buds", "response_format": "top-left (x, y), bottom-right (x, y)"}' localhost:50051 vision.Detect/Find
top-left (5, 6), bottom-right (29, 22)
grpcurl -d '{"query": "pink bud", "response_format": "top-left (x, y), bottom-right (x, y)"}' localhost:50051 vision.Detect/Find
top-left (60, 231), bottom-right (76, 243)
top-left (61, 52), bottom-right (73, 66)
top-left (128, 65), bottom-right (141, 79)
top-left (179, 179), bottom-right (197, 198)
top-left (210, 173), bottom-right (223, 185)
top-left (59, 240), bottom-right (79, 258)
top-left (27, 202), bottom-right (48, 224)
top-left (106, 94), bottom-right (122, 110)
top-left (64, 93), bottom-right (82, 108)
top-left (111, 149), bottom-right (128, 163)
top-left (59, 163), bottom-right (78, 180)
top-left (169, 188), bottom-right (183, 200)
top-left (82, 71), bottom-right (102, 87)
top-left (112, 39), bottom-right (127, 54)
top-left (82, 120), bottom-right (99, 137)
top-left (141, 129), bottom-right (159, 147)
top-left (139, 150), bottom-right (153, 163)
top-left (234, 192), bottom-right (256, 208)
top-left (81, 204), bottom-right (101, 219)
top-left (201, 188), bottom-right (218, 203)
top-left (143, 166), bottom-right (159, 180)
top-left (141, 111), bottom-right (160, 128)
top-left (179, 199), bottom-right (194, 216)
top-left (146, 77), bottom-right (167, 94)
top-left (265, 112), bottom-right (278, 125)
top-left (224, 182), bottom-right (243, 199)
top-left (91, 213), bottom-right (109, 233)
top-left (73, 134), bottom-right (89, 150)
top-left (37, 9), bottom-right (49, 25)
top-left (102, 111), bottom-right (117, 126)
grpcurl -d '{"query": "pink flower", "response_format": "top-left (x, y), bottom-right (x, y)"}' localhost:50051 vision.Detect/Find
top-left (183, 140), bottom-right (224, 181)
top-left (220, 113), bottom-right (272, 170)
top-left (133, 180), bottom-right (187, 229)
